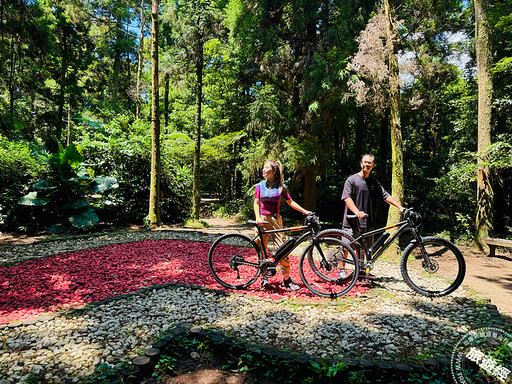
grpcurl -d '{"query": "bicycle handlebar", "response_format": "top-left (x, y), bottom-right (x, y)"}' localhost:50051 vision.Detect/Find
top-left (403, 208), bottom-right (422, 228)
top-left (304, 213), bottom-right (321, 233)
top-left (347, 208), bottom-right (422, 229)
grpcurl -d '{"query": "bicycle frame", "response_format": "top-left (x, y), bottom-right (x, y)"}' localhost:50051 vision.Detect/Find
top-left (349, 218), bottom-right (422, 267)
top-left (251, 221), bottom-right (316, 263)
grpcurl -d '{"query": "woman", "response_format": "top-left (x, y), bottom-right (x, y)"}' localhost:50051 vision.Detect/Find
top-left (254, 160), bottom-right (312, 291)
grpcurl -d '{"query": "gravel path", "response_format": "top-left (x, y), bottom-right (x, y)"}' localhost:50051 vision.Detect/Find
top-left (0, 228), bottom-right (506, 383)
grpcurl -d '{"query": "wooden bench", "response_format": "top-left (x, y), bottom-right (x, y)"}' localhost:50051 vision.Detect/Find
top-left (482, 237), bottom-right (512, 257)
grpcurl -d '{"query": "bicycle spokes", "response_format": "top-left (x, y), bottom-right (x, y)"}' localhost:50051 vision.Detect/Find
top-left (400, 237), bottom-right (466, 297)
top-left (208, 234), bottom-right (262, 289)
top-left (299, 237), bottom-right (359, 298)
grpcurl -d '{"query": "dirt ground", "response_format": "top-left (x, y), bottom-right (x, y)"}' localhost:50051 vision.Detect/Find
top-left (1, 216), bottom-right (511, 383)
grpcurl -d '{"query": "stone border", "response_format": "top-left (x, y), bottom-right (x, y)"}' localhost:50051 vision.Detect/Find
top-left (95, 321), bottom-right (457, 382)
top-left (1, 277), bottom-right (507, 383)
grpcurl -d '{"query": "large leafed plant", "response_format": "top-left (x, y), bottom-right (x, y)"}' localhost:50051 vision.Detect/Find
top-left (18, 143), bottom-right (118, 231)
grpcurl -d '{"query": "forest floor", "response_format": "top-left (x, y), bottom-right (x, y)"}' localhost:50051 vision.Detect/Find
top-left (0, 215), bottom-right (511, 384)
top-left (202, 216), bottom-right (512, 319)
top-left (1, 215), bottom-right (511, 318)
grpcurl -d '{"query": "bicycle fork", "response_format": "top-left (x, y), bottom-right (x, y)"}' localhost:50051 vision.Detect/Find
top-left (411, 231), bottom-right (436, 272)
top-left (312, 238), bottom-right (333, 272)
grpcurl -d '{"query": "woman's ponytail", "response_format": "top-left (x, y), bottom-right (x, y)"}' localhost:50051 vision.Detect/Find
top-left (270, 160), bottom-right (284, 186)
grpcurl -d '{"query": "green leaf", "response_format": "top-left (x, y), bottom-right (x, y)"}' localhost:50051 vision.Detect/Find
top-left (75, 166), bottom-right (90, 177)
top-left (64, 144), bottom-right (84, 167)
top-left (62, 200), bottom-right (89, 210)
top-left (47, 144), bottom-right (84, 176)
top-left (69, 208), bottom-right (99, 229)
top-left (48, 223), bottom-right (69, 234)
top-left (17, 192), bottom-right (51, 206)
top-left (62, 175), bottom-right (93, 182)
top-left (308, 101), bottom-right (320, 113)
top-left (33, 180), bottom-right (58, 189)
top-left (93, 176), bottom-right (119, 192)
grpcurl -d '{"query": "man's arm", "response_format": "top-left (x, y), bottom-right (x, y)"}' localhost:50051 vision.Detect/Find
top-left (384, 195), bottom-right (404, 213)
top-left (344, 197), bottom-right (367, 219)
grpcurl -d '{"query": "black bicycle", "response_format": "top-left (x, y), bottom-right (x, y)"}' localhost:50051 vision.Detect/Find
top-left (316, 209), bottom-right (466, 297)
top-left (207, 214), bottom-right (360, 298)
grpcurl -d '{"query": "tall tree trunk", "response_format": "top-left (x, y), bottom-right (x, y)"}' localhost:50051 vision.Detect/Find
top-left (112, 28), bottom-right (122, 112)
top-left (0, 0), bottom-right (4, 44)
top-left (135, 0), bottom-right (145, 120)
top-left (8, 37), bottom-right (15, 117)
top-left (66, 94), bottom-right (72, 146)
top-left (304, 166), bottom-right (317, 211)
top-left (192, 40), bottom-right (204, 220)
top-left (355, 106), bottom-right (364, 161)
top-left (148, 0), bottom-right (161, 227)
top-left (384, 0), bottom-right (404, 257)
top-left (164, 72), bottom-right (170, 128)
top-left (56, 23), bottom-right (68, 150)
top-left (376, 112), bottom-right (389, 227)
top-left (475, 0), bottom-right (494, 250)
top-left (378, 113), bottom-right (389, 185)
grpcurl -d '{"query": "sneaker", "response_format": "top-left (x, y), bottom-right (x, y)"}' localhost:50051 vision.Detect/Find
top-left (261, 277), bottom-right (269, 288)
top-left (338, 269), bottom-right (347, 280)
top-left (283, 278), bottom-right (300, 291)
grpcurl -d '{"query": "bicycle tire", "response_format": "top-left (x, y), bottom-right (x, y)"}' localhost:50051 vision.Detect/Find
top-left (400, 237), bottom-right (466, 297)
top-left (299, 237), bottom-right (359, 298)
top-left (208, 233), bottom-right (263, 290)
top-left (314, 229), bottom-right (363, 281)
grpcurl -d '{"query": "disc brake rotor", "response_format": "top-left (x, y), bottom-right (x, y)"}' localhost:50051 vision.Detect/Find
top-left (422, 258), bottom-right (439, 273)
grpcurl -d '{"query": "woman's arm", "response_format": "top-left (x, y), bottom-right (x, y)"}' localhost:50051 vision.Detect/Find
top-left (254, 198), bottom-right (263, 222)
top-left (286, 199), bottom-right (312, 215)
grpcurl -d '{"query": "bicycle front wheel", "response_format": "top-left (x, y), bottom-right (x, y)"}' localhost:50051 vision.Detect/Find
top-left (315, 229), bottom-right (363, 275)
top-left (400, 237), bottom-right (466, 297)
top-left (208, 233), bottom-right (263, 290)
top-left (299, 237), bottom-right (359, 298)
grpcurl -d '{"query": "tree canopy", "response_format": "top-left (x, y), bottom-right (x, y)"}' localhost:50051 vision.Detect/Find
top-left (0, 0), bottom-right (511, 242)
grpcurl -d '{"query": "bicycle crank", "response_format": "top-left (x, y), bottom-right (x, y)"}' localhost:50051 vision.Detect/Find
top-left (260, 260), bottom-right (277, 278)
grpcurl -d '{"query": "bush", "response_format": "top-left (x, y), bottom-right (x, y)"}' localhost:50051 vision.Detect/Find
top-left (77, 115), bottom-right (192, 224)
top-left (0, 135), bottom-right (46, 231)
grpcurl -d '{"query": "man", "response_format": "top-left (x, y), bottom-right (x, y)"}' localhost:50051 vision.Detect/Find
top-left (341, 154), bottom-right (404, 252)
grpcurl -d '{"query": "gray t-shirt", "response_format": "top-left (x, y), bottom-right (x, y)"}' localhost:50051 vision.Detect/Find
top-left (341, 174), bottom-right (390, 228)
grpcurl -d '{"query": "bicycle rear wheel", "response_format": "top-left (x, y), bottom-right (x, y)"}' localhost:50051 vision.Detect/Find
top-left (299, 237), bottom-right (359, 298)
top-left (400, 237), bottom-right (466, 297)
top-left (315, 229), bottom-right (363, 279)
top-left (208, 233), bottom-right (263, 290)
